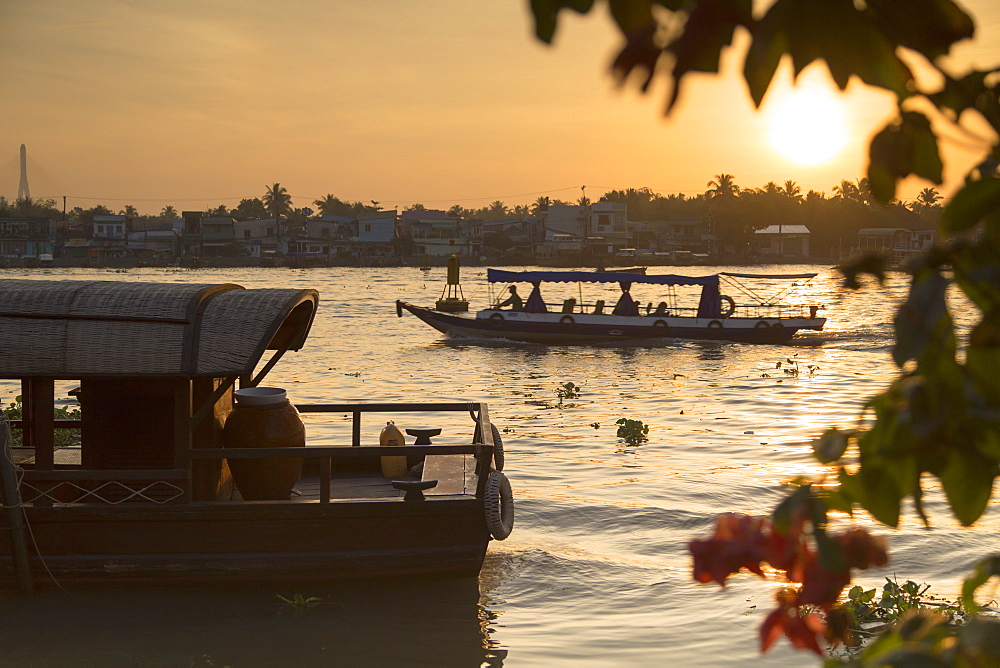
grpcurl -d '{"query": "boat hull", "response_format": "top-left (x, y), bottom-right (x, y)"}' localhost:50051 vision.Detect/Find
top-left (5, 497), bottom-right (489, 586)
top-left (397, 301), bottom-right (825, 344)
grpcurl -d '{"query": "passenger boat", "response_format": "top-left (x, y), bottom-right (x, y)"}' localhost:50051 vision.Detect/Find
top-left (397, 269), bottom-right (826, 344)
top-left (0, 280), bottom-right (511, 592)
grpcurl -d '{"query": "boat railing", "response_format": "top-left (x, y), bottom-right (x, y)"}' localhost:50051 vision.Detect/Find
top-left (735, 304), bottom-right (821, 320)
top-left (483, 302), bottom-right (819, 319)
top-left (6, 402), bottom-right (496, 507)
top-left (192, 442), bottom-right (494, 503)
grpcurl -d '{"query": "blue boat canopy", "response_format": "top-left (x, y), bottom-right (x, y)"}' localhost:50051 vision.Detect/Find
top-left (720, 272), bottom-right (817, 280)
top-left (487, 269), bottom-right (719, 287)
top-left (487, 269), bottom-right (816, 286)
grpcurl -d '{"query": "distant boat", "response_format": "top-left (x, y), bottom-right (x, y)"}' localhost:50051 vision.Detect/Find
top-left (398, 269), bottom-right (826, 344)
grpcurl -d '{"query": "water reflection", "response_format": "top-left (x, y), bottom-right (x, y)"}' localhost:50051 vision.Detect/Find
top-left (0, 578), bottom-right (504, 667)
top-left (693, 341), bottom-right (726, 363)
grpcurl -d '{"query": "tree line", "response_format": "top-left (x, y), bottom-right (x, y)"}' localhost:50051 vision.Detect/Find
top-left (1, 176), bottom-right (942, 253)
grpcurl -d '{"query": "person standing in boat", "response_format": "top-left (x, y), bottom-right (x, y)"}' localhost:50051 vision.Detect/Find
top-left (498, 286), bottom-right (523, 310)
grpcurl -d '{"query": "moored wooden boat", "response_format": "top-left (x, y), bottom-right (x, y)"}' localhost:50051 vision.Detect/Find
top-left (0, 280), bottom-right (510, 591)
top-left (397, 269), bottom-right (826, 344)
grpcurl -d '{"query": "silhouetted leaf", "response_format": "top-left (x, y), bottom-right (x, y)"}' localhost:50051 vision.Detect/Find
top-left (610, 23), bottom-right (661, 91)
top-left (530, 0), bottom-right (595, 43)
top-left (607, 1), bottom-right (670, 90)
top-left (893, 269), bottom-right (952, 367)
top-left (665, 0), bottom-right (752, 111)
top-left (743, 7), bottom-right (787, 108)
top-left (938, 448), bottom-right (996, 526)
top-left (951, 236), bottom-right (1000, 314)
top-left (929, 70), bottom-right (1000, 130)
top-left (609, 0), bottom-right (657, 33)
top-left (961, 555), bottom-right (1000, 612)
top-left (967, 320), bottom-right (1000, 401)
top-left (866, 0), bottom-right (974, 59)
top-left (868, 112), bottom-right (943, 204)
top-left (752, 0), bottom-right (912, 96)
top-left (840, 465), bottom-right (901, 527)
top-left (837, 253), bottom-right (887, 290)
top-left (942, 177), bottom-right (1000, 233)
top-left (813, 428), bottom-right (852, 464)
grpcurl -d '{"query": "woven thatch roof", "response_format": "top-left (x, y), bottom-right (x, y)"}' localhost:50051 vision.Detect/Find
top-left (0, 280), bottom-right (318, 379)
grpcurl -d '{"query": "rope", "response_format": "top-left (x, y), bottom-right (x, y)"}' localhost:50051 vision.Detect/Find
top-left (1, 413), bottom-right (69, 593)
top-left (0, 415), bottom-right (24, 509)
top-left (721, 275), bottom-right (814, 306)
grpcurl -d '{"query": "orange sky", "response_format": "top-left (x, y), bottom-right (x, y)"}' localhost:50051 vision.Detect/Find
top-left (1, 1), bottom-right (998, 215)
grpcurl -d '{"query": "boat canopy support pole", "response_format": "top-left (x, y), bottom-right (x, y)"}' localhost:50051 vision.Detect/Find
top-left (1, 414), bottom-right (33, 596)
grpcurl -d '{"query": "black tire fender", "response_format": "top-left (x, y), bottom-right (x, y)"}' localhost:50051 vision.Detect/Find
top-left (489, 312), bottom-right (505, 328)
top-left (559, 315), bottom-right (575, 325)
top-left (490, 423), bottom-right (505, 472)
top-left (484, 470), bottom-right (514, 540)
top-left (707, 320), bottom-right (723, 329)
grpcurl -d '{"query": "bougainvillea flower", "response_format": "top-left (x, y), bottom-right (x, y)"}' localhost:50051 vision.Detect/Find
top-left (836, 527), bottom-right (888, 570)
top-left (760, 605), bottom-right (827, 655)
top-left (689, 513), bottom-right (770, 585)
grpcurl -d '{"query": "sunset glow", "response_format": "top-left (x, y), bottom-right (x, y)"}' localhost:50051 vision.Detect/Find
top-left (765, 71), bottom-right (849, 167)
top-left (0, 1), bottom-right (996, 211)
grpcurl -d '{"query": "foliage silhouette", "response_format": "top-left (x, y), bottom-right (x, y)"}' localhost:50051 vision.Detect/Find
top-left (529, 0), bottom-right (1000, 660)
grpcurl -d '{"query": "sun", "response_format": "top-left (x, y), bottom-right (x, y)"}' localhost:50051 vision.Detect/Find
top-left (765, 72), bottom-right (849, 166)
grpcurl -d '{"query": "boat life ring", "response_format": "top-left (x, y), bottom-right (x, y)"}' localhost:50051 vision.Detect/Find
top-left (652, 319), bottom-right (668, 335)
top-left (707, 320), bottom-right (723, 329)
top-left (559, 315), bottom-right (575, 325)
top-left (490, 423), bottom-right (505, 472)
top-left (755, 320), bottom-right (771, 330)
top-left (484, 470), bottom-right (514, 540)
top-left (719, 295), bottom-right (736, 318)
top-left (489, 312), bottom-right (505, 328)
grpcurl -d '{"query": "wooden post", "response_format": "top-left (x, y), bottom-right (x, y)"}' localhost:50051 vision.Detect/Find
top-left (24, 378), bottom-right (54, 507)
top-left (1, 413), bottom-right (33, 595)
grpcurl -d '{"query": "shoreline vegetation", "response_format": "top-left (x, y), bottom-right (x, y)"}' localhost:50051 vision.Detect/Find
top-left (1, 253), bottom-right (844, 271)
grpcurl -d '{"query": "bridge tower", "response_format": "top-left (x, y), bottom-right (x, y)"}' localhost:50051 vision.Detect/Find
top-left (17, 144), bottom-right (30, 200)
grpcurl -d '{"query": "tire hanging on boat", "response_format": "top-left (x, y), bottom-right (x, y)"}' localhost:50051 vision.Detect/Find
top-left (489, 312), bottom-right (505, 328)
top-left (484, 469), bottom-right (514, 540)
top-left (755, 320), bottom-right (771, 330)
top-left (490, 422), bottom-right (505, 471)
top-left (707, 320), bottom-right (723, 329)
top-left (559, 315), bottom-right (575, 325)
top-left (652, 319), bottom-right (668, 335)
top-left (719, 295), bottom-right (736, 317)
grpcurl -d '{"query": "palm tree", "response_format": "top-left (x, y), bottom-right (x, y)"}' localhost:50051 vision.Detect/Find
top-left (262, 183), bottom-right (292, 219)
top-left (760, 181), bottom-right (780, 196)
top-left (706, 173), bottom-right (738, 199)
top-left (121, 204), bottom-right (139, 217)
top-left (313, 194), bottom-right (344, 217)
top-left (781, 180), bottom-right (803, 200)
top-left (531, 196), bottom-right (551, 215)
top-left (916, 187), bottom-right (941, 207)
top-left (160, 205), bottom-right (178, 220)
top-left (832, 179), bottom-right (860, 202)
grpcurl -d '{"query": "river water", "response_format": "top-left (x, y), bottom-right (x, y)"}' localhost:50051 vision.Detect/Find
top-left (0, 265), bottom-right (996, 667)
